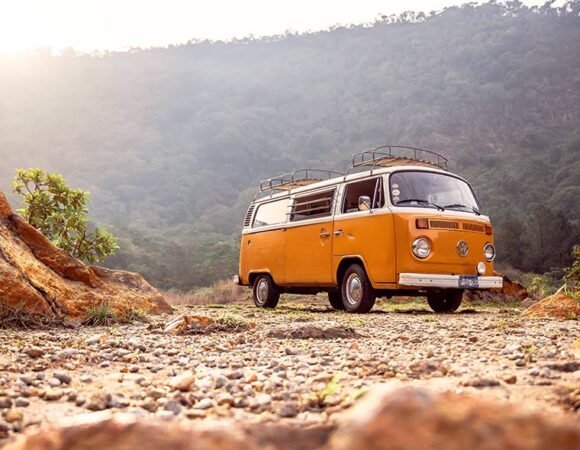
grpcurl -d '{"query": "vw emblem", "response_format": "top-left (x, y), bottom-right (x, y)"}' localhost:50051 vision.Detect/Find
top-left (456, 240), bottom-right (469, 257)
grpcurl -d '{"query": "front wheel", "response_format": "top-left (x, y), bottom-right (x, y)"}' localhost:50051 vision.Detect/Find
top-left (328, 291), bottom-right (345, 310)
top-left (341, 264), bottom-right (376, 313)
top-left (252, 274), bottom-right (280, 308)
top-left (427, 290), bottom-right (463, 313)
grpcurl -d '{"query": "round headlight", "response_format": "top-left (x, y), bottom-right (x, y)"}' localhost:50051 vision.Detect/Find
top-left (483, 243), bottom-right (496, 261)
top-left (477, 261), bottom-right (486, 275)
top-left (412, 237), bottom-right (431, 259)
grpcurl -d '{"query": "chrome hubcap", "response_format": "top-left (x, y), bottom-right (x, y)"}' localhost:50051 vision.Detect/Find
top-left (257, 279), bottom-right (269, 303)
top-left (346, 274), bottom-right (362, 305)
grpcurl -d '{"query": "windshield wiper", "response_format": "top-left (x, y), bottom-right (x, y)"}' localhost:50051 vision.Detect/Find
top-left (443, 203), bottom-right (481, 216)
top-left (396, 198), bottom-right (444, 211)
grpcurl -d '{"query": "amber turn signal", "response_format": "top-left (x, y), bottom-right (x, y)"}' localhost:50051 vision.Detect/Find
top-left (485, 225), bottom-right (492, 235)
top-left (416, 218), bottom-right (429, 229)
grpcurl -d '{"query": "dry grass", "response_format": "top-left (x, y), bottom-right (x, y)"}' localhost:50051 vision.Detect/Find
top-left (164, 279), bottom-right (245, 306)
top-left (0, 302), bottom-right (64, 329)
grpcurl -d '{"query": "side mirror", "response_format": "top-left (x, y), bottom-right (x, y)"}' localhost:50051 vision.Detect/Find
top-left (358, 195), bottom-right (371, 211)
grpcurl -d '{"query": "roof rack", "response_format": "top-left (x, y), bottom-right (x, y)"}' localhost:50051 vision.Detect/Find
top-left (255, 169), bottom-right (344, 200)
top-left (346, 145), bottom-right (448, 176)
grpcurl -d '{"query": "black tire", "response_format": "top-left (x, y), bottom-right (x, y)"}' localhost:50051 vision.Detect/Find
top-left (341, 264), bottom-right (376, 313)
top-left (427, 290), bottom-right (463, 313)
top-left (328, 291), bottom-right (345, 310)
top-left (252, 274), bottom-right (280, 308)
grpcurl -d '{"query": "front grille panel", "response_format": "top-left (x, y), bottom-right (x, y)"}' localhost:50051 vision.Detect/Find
top-left (429, 220), bottom-right (459, 230)
top-left (463, 223), bottom-right (485, 233)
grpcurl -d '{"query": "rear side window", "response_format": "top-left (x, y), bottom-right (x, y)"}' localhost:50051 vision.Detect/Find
top-left (252, 199), bottom-right (288, 228)
top-left (341, 177), bottom-right (384, 213)
top-left (290, 189), bottom-right (335, 221)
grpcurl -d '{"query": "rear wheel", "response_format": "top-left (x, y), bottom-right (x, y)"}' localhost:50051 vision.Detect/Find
top-left (427, 290), bottom-right (463, 313)
top-left (328, 291), bottom-right (345, 310)
top-left (341, 264), bottom-right (376, 313)
top-left (252, 274), bottom-right (280, 308)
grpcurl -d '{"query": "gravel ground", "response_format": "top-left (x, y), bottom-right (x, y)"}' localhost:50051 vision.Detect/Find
top-left (0, 297), bottom-right (578, 444)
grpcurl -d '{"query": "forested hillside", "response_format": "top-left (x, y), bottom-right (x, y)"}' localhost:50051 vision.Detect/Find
top-left (1, 1), bottom-right (579, 290)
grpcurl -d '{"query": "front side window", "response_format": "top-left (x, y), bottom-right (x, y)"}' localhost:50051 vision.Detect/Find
top-left (390, 171), bottom-right (480, 214)
top-left (252, 198), bottom-right (288, 228)
top-left (290, 189), bottom-right (335, 221)
top-left (341, 177), bottom-right (384, 214)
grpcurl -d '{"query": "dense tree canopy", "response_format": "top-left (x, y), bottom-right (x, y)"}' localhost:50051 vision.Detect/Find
top-left (0, 1), bottom-right (578, 289)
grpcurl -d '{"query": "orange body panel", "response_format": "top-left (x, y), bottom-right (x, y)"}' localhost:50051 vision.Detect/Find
top-left (241, 229), bottom-right (285, 285)
top-left (393, 212), bottom-right (495, 278)
top-left (332, 211), bottom-right (396, 284)
top-left (284, 220), bottom-right (334, 285)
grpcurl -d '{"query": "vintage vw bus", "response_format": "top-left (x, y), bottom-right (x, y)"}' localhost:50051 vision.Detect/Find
top-left (235, 146), bottom-right (502, 313)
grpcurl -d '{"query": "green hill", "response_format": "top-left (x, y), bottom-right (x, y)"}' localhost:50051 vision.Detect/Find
top-left (1, 1), bottom-right (579, 289)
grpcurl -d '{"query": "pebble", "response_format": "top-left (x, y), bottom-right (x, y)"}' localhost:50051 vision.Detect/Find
top-left (170, 371), bottom-right (196, 392)
top-left (3, 409), bottom-right (23, 423)
top-left (277, 401), bottom-right (299, 418)
top-left (44, 389), bottom-right (63, 401)
top-left (24, 348), bottom-right (44, 358)
top-left (194, 398), bottom-right (214, 410)
top-left (53, 372), bottom-right (72, 385)
top-left (85, 393), bottom-right (111, 411)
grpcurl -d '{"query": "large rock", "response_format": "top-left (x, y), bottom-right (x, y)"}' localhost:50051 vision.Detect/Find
top-left (521, 292), bottom-right (580, 320)
top-left (330, 385), bottom-right (580, 450)
top-left (0, 192), bottom-right (171, 318)
top-left (4, 411), bottom-right (331, 450)
top-left (5, 387), bottom-right (579, 450)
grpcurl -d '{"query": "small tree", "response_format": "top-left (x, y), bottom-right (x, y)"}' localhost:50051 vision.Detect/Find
top-left (12, 168), bottom-right (119, 264)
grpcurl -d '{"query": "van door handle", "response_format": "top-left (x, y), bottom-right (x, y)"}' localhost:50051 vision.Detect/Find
top-left (334, 229), bottom-right (343, 236)
top-left (320, 229), bottom-right (330, 238)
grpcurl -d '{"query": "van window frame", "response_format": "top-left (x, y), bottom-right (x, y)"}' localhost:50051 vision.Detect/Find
top-left (251, 197), bottom-right (290, 229)
top-left (289, 187), bottom-right (337, 222)
top-left (338, 176), bottom-right (385, 215)
top-left (387, 169), bottom-right (482, 211)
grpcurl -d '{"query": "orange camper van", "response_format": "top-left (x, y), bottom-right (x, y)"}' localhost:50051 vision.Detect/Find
top-left (234, 146), bottom-right (502, 313)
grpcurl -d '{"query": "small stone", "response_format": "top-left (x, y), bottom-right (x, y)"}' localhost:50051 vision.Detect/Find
top-left (14, 398), bottom-right (30, 407)
top-left (0, 398), bottom-right (13, 409)
top-left (277, 401), bottom-right (299, 418)
top-left (3, 409), bottom-right (23, 423)
top-left (85, 393), bottom-right (111, 411)
top-left (170, 371), bottom-right (195, 392)
top-left (44, 389), bottom-right (63, 401)
top-left (24, 348), bottom-right (44, 358)
top-left (503, 374), bottom-right (517, 385)
top-left (140, 402), bottom-right (158, 413)
top-left (47, 377), bottom-right (61, 387)
top-left (255, 393), bottom-right (272, 407)
top-left (194, 398), bottom-right (214, 410)
top-left (0, 420), bottom-right (9, 439)
top-left (185, 409), bottom-right (207, 419)
top-left (164, 399), bottom-right (183, 415)
top-left (216, 393), bottom-right (235, 406)
top-left (226, 370), bottom-right (243, 380)
top-left (80, 375), bottom-right (93, 383)
top-left (53, 372), bottom-right (72, 385)
top-left (515, 359), bottom-right (526, 367)
top-left (528, 368), bottom-right (540, 377)
top-left (460, 378), bottom-right (500, 388)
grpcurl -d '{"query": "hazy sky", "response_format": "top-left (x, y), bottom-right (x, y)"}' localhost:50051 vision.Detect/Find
top-left (0, 0), bottom-right (554, 54)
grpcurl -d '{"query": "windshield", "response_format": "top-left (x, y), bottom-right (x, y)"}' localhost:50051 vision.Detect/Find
top-left (389, 171), bottom-right (480, 213)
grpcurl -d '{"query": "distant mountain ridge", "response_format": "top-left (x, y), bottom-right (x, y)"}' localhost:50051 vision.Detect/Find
top-left (1, 1), bottom-right (579, 289)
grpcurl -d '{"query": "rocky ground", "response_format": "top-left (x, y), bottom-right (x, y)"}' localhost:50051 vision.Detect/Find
top-left (0, 296), bottom-right (579, 446)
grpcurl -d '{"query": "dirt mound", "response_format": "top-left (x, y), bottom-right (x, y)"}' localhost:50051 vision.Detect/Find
top-left (0, 192), bottom-right (171, 319)
top-left (5, 387), bottom-right (579, 450)
top-left (521, 292), bottom-right (580, 320)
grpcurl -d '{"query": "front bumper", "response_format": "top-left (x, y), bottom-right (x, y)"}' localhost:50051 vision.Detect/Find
top-left (233, 275), bottom-right (241, 285)
top-left (399, 273), bottom-right (503, 289)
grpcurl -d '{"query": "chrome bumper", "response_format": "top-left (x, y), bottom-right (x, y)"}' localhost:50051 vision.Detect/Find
top-left (399, 273), bottom-right (503, 289)
top-left (233, 275), bottom-right (241, 285)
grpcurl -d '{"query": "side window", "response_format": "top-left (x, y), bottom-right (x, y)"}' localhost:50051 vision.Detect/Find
top-left (252, 198), bottom-right (288, 228)
top-left (341, 178), bottom-right (384, 214)
top-left (290, 189), bottom-right (335, 221)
